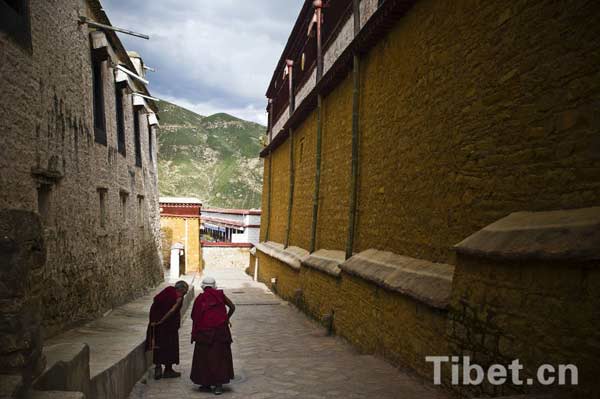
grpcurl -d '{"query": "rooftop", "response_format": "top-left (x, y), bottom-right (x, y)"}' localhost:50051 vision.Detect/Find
top-left (159, 197), bottom-right (202, 205)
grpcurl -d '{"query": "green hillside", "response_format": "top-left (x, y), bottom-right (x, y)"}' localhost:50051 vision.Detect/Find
top-left (156, 101), bottom-right (264, 209)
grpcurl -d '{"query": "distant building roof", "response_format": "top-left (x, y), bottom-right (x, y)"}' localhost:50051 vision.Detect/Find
top-left (159, 197), bottom-right (202, 205)
top-left (202, 208), bottom-right (261, 215)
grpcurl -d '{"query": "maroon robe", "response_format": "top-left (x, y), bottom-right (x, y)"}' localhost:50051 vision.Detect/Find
top-left (145, 286), bottom-right (182, 365)
top-left (190, 288), bottom-right (234, 386)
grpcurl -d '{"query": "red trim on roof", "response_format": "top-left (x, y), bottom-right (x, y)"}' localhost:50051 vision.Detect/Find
top-left (202, 216), bottom-right (259, 229)
top-left (202, 208), bottom-right (261, 216)
top-left (160, 214), bottom-right (201, 219)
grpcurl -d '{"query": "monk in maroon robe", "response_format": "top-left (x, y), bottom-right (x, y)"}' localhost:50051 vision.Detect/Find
top-left (146, 280), bottom-right (189, 379)
top-left (190, 277), bottom-right (235, 395)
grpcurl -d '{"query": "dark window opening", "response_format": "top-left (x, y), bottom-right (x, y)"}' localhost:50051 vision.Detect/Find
top-left (0, 0), bottom-right (31, 50)
top-left (134, 109), bottom-right (142, 167)
top-left (37, 183), bottom-right (52, 223)
top-left (98, 188), bottom-right (108, 228)
top-left (116, 85), bottom-right (126, 156)
top-left (120, 191), bottom-right (128, 222)
top-left (148, 123), bottom-right (153, 162)
top-left (92, 49), bottom-right (107, 145)
top-left (137, 195), bottom-right (144, 227)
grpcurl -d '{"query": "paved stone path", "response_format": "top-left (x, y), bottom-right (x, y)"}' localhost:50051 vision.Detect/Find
top-left (129, 265), bottom-right (451, 399)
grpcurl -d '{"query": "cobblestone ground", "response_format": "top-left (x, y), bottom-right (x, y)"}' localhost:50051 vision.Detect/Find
top-left (129, 265), bottom-right (451, 399)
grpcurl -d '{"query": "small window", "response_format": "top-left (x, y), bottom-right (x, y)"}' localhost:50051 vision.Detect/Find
top-left (137, 195), bottom-right (144, 227)
top-left (98, 188), bottom-right (108, 228)
top-left (37, 183), bottom-right (51, 223)
top-left (134, 108), bottom-right (142, 167)
top-left (116, 85), bottom-right (126, 156)
top-left (0, 0), bottom-right (31, 50)
top-left (92, 48), bottom-right (107, 145)
top-left (148, 123), bottom-right (153, 162)
top-left (120, 191), bottom-right (128, 222)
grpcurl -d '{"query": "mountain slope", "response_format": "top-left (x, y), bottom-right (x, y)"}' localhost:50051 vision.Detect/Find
top-left (156, 101), bottom-right (264, 209)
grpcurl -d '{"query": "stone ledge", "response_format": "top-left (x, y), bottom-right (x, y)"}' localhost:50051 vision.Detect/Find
top-left (37, 282), bottom-right (196, 399)
top-left (301, 249), bottom-right (345, 277)
top-left (33, 343), bottom-right (90, 395)
top-left (255, 241), bottom-right (308, 271)
top-left (31, 391), bottom-right (85, 399)
top-left (455, 207), bottom-right (600, 261)
top-left (340, 249), bottom-right (454, 310)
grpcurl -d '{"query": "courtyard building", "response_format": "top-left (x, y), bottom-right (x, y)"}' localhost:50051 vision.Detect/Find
top-left (159, 197), bottom-right (203, 277)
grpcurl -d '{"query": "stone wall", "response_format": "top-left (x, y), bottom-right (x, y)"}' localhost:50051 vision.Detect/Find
top-left (0, 210), bottom-right (46, 398)
top-left (160, 217), bottom-right (201, 272)
top-left (258, 0), bottom-right (600, 396)
top-left (0, 0), bottom-right (163, 338)
top-left (353, 0), bottom-right (600, 263)
top-left (202, 246), bottom-right (250, 270)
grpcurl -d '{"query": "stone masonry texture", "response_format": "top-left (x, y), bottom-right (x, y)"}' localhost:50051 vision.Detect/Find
top-left (289, 113), bottom-right (317, 251)
top-left (258, 0), bottom-right (600, 396)
top-left (448, 256), bottom-right (600, 397)
top-left (0, 210), bottom-right (46, 397)
top-left (0, 0), bottom-right (163, 339)
top-left (353, 0), bottom-right (600, 263)
top-left (202, 247), bottom-right (249, 270)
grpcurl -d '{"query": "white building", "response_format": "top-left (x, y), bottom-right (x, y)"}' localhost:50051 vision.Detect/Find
top-left (201, 208), bottom-right (261, 245)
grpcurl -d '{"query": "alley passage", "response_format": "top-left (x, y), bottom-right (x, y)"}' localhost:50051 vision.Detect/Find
top-left (129, 266), bottom-right (450, 399)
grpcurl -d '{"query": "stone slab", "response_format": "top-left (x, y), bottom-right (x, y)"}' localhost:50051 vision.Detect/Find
top-left (301, 249), bottom-right (345, 277)
top-left (455, 207), bottom-right (600, 261)
top-left (33, 343), bottom-right (90, 395)
top-left (341, 249), bottom-right (454, 309)
top-left (255, 241), bottom-right (308, 271)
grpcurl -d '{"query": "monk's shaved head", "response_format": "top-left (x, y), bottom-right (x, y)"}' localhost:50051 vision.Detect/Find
top-left (174, 280), bottom-right (189, 294)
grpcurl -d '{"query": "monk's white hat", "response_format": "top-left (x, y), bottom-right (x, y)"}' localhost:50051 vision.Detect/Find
top-left (201, 276), bottom-right (216, 289)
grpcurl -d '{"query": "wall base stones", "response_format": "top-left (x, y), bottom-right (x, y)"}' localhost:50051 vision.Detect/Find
top-left (451, 207), bottom-right (600, 398)
top-left (254, 243), bottom-right (452, 382)
top-left (0, 210), bottom-right (46, 398)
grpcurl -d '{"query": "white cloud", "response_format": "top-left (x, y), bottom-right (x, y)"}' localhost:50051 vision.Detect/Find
top-left (102, 0), bottom-right (302, 124)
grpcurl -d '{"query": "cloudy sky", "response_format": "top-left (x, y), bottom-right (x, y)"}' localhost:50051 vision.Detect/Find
top-left (102, 1), bottom-right (303, 125)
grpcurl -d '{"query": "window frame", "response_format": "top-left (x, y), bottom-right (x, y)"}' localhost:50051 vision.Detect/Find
top-left (0, 0), bottom-right (32, 51)
top-left (115, 83), bottom-right (127, 156)
top-left (148, 120), bottom-right (153, 163)
top-left (91, 46), bottom-right (108, 145)
top-left (133, 107), bottom-right (142, 167)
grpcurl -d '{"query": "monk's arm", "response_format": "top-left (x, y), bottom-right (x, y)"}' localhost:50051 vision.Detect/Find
top-left (155, 297), bottom-right (183, 325)
top-left (224, 295), bottom-right (235, 319)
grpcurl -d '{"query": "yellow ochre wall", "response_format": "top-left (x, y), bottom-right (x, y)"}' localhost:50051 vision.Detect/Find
top-left (160, 216), bottom-right (201, 272)
top-left (264, 0), bottom-right (600, 262)
top-left (257, 0), bottom-right (600, 395)
top-left (289, 113), bottom-right (317, 250)
top-left (266, 141), bottom-right (290, 244)
top-left (353, 0), bottom-right (600, 263)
